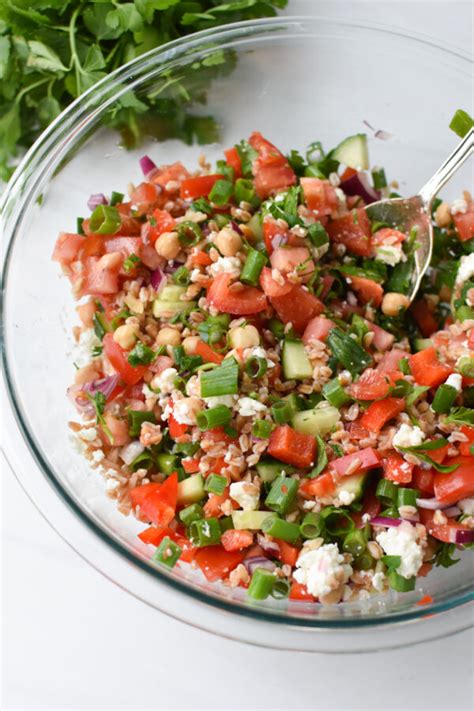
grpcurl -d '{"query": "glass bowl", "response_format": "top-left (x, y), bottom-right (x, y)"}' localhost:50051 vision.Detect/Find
top-left (1, 16), bottom-right (473, 652)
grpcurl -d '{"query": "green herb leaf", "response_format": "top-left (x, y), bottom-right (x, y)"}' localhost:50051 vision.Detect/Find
top-left (127, 342), bottom-right (156, 367)
top-left (431, 542), bottom-right (460, 568)
top-left (444, 407), bottom-right (474, 426)
top-left (308, 435), bottom-right (328, 478)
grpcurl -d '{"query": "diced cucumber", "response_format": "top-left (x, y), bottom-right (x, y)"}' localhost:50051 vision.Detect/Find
top-left (152, 300), bottom-right (196, 318)
top-left (414, 338), bottom-right (433, 351)
top-left (332, 133), bottom-right (369, 170)
top-left (333, 472), bottom-right (369, 502)
top-left (158, 284), bottom-right (187, 302)
top-left (256, 457), bottom-right (295, 483)
top-left (282, 340), bottom-right (313, 380)
top-left (232, 510), bottom-right (271, 530)
top-left (177, 474), bottom-right (205, 505)
top-left (247, 213), bottom-right (263, 242)
top-left (292, 405), bottom-right (340, 437)
top-left (156, 453), bottom-right (179, 475)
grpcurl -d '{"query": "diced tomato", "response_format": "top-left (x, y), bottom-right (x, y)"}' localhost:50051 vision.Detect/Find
top-left (427, 443), bottom-right (450, 465)
top-left (460, 427), bottom-right (474, 456)
top-left (371, 227), bottom-right (407, 246)
top-left (131, 483), bottom-right (161, 508)
top-left (203, 489), bottom-right (229, 519)
top-left (194, 340), bottom-right (224, 365)
top-left (270, 285), bottom-right (324, 334)
top-left (102, 414), bottom-right (130, 446)
top-left (453, 202), bottom-right (474, 241)
top-left (330, 448), bottom-right (381, 477)
top-left (360, 397), bottom-right (405, 433)
top-left (263, 216), bottom-right (289, 255)
top-left (349, 369), bottom-right (396, 401)
top-left (411, 299), bottom-right (439, 337)
top-left (134, 473), bottom-right (178, 528)
top-left (289, 581), bottom-right (315, 601)
top-left (327, 208), bottom-right (372, 257)
top-left (130, 182), bottom-right (159, 213)
top-left (248, 131), bottom-right (296, 199)
top-left (82, 253), bottom-right (123, 296)
top-left (193, 546), bottom-right (245, 582)
top-left (320, 275), bottom-right (335, 300)
top-left (221, 529), bottom-right (254, 552)
top-left (376, 349), bottom-right (408, 372)
top-left (259, 266), bottom-right (293, 297)
top-left (302, 316), bottom-right (335, 345)
top-left (182, 458), bottom-right (201, 474)
top-left (52, 232), bottom-right (86, 264)
top-left (204, 426), bottom-right (236, 447)
top-left (191, 250), bottom-right (212, 267)
top-left (433, 456), bottom-right (474, 505)
top-left (300, 177), bottom-right (338, 215)
top-left (340, 167), bottom-right (358, 182)
top-left (420, 508), bottom-right (473, 544)
top-left (138, 526), bottom-right (168, 546)
top-left (172, 532), bottom-right (196, 563)
top-left (153, 162), bottom-right (189, 189)
top-left (412, 466), bottom-right (435, 495)
top-left (409, 347), bottom-right (453, 387)
top-left (142, 209), bottom-right (176, 245)
top-left (103, 333), bottom-right (147, 385)
top-left (270, 247), bottom-right (314, 278)
top-left (268, 425), bottom-right (317, 469)
top-left (276, 540), bottom-right (300, 567)
top-left (224, 147), bottom-right (242, 179)
top-left (180, 174), bottom-right (225, 200)
top-left (104, 236), bottom-right (143, 266)
top-left (207, 273), bottom-right (267, 315)
top-left (168, 412), bottom-right (189, 440)
top-left (367, 322), bottom-right (395, 352)
top-left (349, 275), bottom-right (383, 307)
top-left (299, 471), bottom-right (336, 498)
top-left (383, 452), bottom-right (414, 484)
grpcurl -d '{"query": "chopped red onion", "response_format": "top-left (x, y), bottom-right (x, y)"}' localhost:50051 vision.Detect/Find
top-left (150, 267), bottom-right (165, 291)
top-left (257, 534), bottom-right (280, 556)
top-left (370, 516), bottom-right (403, 527)
top-left (443, 506), bottom-right (461, 518)
top-left (243, 555), bottom-right (276, 575)
top-left (416, 497), bottom-right (451, 510)
top-left (340, 172), bottom-right (381, 205)
top-left (139, 155), bottom-right (157, 177)
top-left (87, 193), bottom-right (108, 211)
top-left (452, 528), bottom-right (474, 544)
top-left (230, 220), bottom-right (243, 235)
top-left (67, 384), bottom-right (95, 417)
top-left (271, 234), bottom-right (287, 249)
top-left (83, 374), bottom-right (120, 400)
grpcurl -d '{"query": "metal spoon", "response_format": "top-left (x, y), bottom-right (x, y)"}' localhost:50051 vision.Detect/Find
top-left (365, 127), bottom-right (474, 304)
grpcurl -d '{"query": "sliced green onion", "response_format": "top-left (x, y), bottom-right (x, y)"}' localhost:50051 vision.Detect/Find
top-left (322, 378), bottom-right (351, 408)
top-left (343, 530), bottom-right (367, 558)
top-left (189, 517), bottom-right (221, 547)
top-left (204, 474), bottom-right (227, 496)
top-left (209, 179), bottom-right (233, 205)
top-left (261, 514), bottom-right (300, 544)
top-left (128, 410), bottom-right (156, 437)
top-left (300, 512), bottom-right (323, 539)
top-left (127, 342), bottom-right (156, 367)
top-left (156, 453), bottom-right (179, 475)
top-left (77, 217), bottom-right (85, 235)
top-left (306, 222), bottom-right (329, 249)
top-left (397, 488), bottom-right (419, 508)
top-left (152, 536), bottom-right (182, 568)
top-left (89, 204), bottom-right (121, 234)
top-left (240, 248), bottom-right (267, 286)
top-left (200, 361), bottom-right (239, 398)
top-left (247, 568), bottom-right (275, 600)
top-left (265, 475), bottom-right (298, 515)
top-left (251, 420), bottom-right (273, 438)
top-left (456, 305), bottom-right (474, 322)
top-left (173, 266), bottom-right (191, 286)
top-left (381, 555), bottom-right (402, 570)
top-left (234, 178), bottom-right (260, 207)
top-left (123, 253), bottom-right (141, 272)
top-left (196, 405), bottom-right (232, 431)
top-left (371, 167), bottom-right (387, 190)
top-left (458, 356), bottom-right (474, 378)
top-left (269, 318), bottom-right (286, 339)
top-left (271, 400), bottom-right (293, 425)
top-left (327, 328), bottom-right (372, 375)
top-left (110, 190), bottom-right (124, 206)
top-left (399, 357), bottom-right (411, 375)
top-left (177, 220), bottom-right (202, 247)
top-left (245, 355), bottom-right (268, 379)
top-left (219, 515), bottom-right (234, 533)
top-left (388, 570), bottom-right (416, 592)
top-left (320, 507), bottom-right (355, 538)
top-left (271, 578), bottom-right (291, 599)
top-left (93, 312), bottom-right (111, 340)
top-left (354, 551), bottom-right (375, 571)
top-left (432, 384), bottom-right (458, 414)
top-left (376, 479), bottom-right (398, 503)
top-left (179, 503), bottom-right (204, 527)
top-left (449, 109), bottom-right (474, 138)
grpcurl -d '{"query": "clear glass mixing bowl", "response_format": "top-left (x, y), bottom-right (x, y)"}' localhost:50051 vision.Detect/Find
top-left (1, 16), bottom-right (473, 652)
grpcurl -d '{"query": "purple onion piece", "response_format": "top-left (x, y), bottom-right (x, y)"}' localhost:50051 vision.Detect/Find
top-left (230, 220), bottom-right (243, 235)
top-left (340, 171), bottom-right (381, 205)
top-left (83, 374), bottom-right (120, 400)
top-left (256, 534), bottom-right (280, 556)
top-left (243, 556), bottom-right (276, 575)
top-left (139, 155), bottom-right (157, 177)
top-left (370, 517), bottom-right (403, 527)
top-left (150, 267), bottom-right (165, 291)
top-left (87, 193), bottom-right (108, 211)
top-left (443, 506), bottom-right (461, 518)
top-left (271, 234), bottom-right (287, 250)
top-left (453, 528), bottom-right (474, 544)
top-left (67, 385), bottom-right (96, 417)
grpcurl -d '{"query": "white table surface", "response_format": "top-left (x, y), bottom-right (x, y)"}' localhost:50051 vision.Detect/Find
top-left (2, 2), bottom-right (473, 709)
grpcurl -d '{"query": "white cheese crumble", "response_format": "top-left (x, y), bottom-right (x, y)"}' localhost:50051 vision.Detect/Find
top-left (153, 367), bottom-right (178, 394)
top-left (92, 450), bottom-right (105, 463)
top-left (236, 396), bottom-right (267, 417)
top-left (78, 427), bottom-right (98, 442)
top-left (459, 498), bottom-right (474, 515)
top-left (229, 481), bottom-right (260, 511)
top-left (455, 253), bottom-right (474, 288)
top-left (172, 397), bottom-right (201, 425)
top-left (336, 489), bottom-right (356, 506)
top-left (105, 478), bottom-right (120, 492)
top-left (209, 256), bottom-right (241, 278)
top-left (294, 542), bottom-right (353, 599)
top-left (73, 329), bottom-right (101, 368)
top-left (204, 394), bottom-right (236, 408)
top-left (451, 198), bottom-right (468, 215)
top-left (392, 423), bottom-right (425, 450)
top-left (243, 346), bottom-right (276, 369)
top-left (334, 187), bottom-right (347, 209)
top-left (445, 373), bottom-right (463, 393)
top-left (375, 245), bottom-right (404, 267)
top-left (376, 521), bottom-right (423, 579)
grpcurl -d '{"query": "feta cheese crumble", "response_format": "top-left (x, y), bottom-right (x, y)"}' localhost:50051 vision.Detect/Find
top-left (243, 346), bottom-right (276, 369)
top-left (392, 423), bottom-right (425, 450)
top-left (153, 367), bottom-right (178, 394)
top-left (236, 397), bottom-right (267, 417)
top-left (336, 489), bottom-right (356, 506)
top-left (294, 542), bottom-right (353, 599)
top-left (450, 198), bottom-right (468, 215)
top-left (445, 373), bottom-right (462, 393)
top-left (73, 329), bottom-right (101, 368)
top-left (459, 498), bottom-right (474, 516)
top-left (229, 481), bottom-right (260, 511)
top-left (173, 397), bottom-right (202, 425)
top-left (455, 253), bottom-right (474, 288)
top-left (376, 521), bottom-right (423, 579)
top-left (209, 256), bottom-right (241, 278)
top-left (375, 245), bottom-right (404, 267)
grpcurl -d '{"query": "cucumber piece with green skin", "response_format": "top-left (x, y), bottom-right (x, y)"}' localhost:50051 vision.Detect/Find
top-left (256, 457), bottom-right (295, 483)
top-left (158, 284), bottom-right (187, 302)
top-left (232, 510), bottom-right (271, 530)
top-left (333, 472), bottom-right (369, 503)
top-left (332, 133), bottom-right (369, 170)
top-left (282, 340), bottom-right (313, 380)
top-left (247, 213), bottom-right (263, 242)
top-left (292, 405), bottom-right (340, 437)
top-left (177, 474), bottom-right (205, 505)
top-left (152, 300), bottom-right (196, 318)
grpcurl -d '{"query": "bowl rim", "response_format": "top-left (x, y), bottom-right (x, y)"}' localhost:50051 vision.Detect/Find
top-left (1, 15), bottom-right (473, 633)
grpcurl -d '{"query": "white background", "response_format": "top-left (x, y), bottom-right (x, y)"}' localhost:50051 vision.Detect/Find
top-left (1, 2), bottom-right (473, 709)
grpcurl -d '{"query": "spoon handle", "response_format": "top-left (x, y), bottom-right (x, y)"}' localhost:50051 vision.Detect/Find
top-left (418, 127), bottom-right (474, 206)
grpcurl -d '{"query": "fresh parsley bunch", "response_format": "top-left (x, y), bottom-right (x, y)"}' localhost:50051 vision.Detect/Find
top-left (0, 0), bottom-right (287, 180)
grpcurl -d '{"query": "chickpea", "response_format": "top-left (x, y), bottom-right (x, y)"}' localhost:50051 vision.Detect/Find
top-left (155, 327), bottom-right (182, 347)
top-left (381, 292), bottom-right (411, 317)
top-left (113, 324), bottom-right (138, 350)
top-left (228, 324), bottom-right (260, 349)
top-left (155, 231), bottom-right (180, 259)
top-left (434, 202), bottom-right (452, 228)
top-left (182, 335), bottom-right (199, 355)
top-left (215, 226), bottom-right (242, 257)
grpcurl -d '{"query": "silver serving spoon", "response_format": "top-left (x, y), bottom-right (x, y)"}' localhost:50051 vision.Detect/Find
top-left (365, 127), bottom-right (474, 305)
